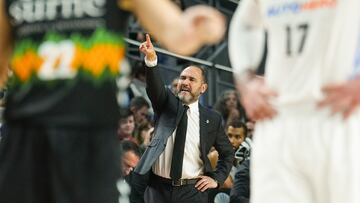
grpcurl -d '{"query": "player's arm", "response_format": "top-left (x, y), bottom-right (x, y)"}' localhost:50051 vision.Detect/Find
top-left (229, 0), bottom-right (277, 121)
top-left (0, 0), bottom-right (12, 88)
top-left (120, 0), bottom-right (225, 55)
top-left (229, 0), bottom-right (264, 83)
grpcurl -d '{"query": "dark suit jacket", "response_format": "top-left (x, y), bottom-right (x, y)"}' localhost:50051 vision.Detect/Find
top-left (131, 66), bottom-right (233, 202)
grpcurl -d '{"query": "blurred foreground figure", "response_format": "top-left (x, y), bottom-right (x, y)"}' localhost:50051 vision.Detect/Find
top-left (229, 0), bottom-right (360, 202)
top-left (0, 0), bottom-right (225, 202)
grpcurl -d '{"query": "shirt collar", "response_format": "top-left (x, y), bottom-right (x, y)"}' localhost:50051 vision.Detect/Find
top-left (187, 100), bottom-right (199, 114)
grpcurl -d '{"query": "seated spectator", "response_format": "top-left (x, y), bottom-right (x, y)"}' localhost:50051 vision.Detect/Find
top-left (230, 159), bottom-right (250, 203)
top-left (208, 119), bottom-right (248, 188)
top-left (214, 90), bottom-right (246, 125)
top-left (245, 119), bottom-right (255, 139)
top-left (120, 140), bottom-right (141, 176)
top-left (169, 76), bottom-right (179, 94)
top-left (130, 96), bottom-right (151, 128)
top-left (117, 108), bottom-right (137, 144)
top-left (135, 121), bottom-right (154, 154)
top-left (214, 159), bottom-right (250, 203)
top-left (120, 141), bottom-right (141, 182)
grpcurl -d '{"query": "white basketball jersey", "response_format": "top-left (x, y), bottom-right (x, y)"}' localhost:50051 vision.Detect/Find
top-left (230, 0), bottom-right (360, 107)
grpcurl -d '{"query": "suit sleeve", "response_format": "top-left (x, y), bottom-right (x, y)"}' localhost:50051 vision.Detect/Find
top-left (211, 115), bottom-right (234, 184)
top-left (145, 66), bottom-right (169, 113)
top-left (129, 171), bottom-right (150, 203)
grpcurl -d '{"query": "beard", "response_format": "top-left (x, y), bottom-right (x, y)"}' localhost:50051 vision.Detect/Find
top-left (178, 90), bottom-right (197, 104)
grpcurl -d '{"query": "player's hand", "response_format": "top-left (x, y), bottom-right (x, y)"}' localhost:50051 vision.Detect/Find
top-left (237, 76), bottom-right (277, 121)
top-left (183, 5), bottom-right (226, 44)
top-left (195, 176), bottom-right (218, 192)
top-left (139, 34), bottom-right (157, 62)
top-left (318, 77), bottom-right (360, 119)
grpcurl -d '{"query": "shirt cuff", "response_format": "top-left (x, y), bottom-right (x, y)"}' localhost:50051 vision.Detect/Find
top-left (144, 57), bottom-right (158, 67)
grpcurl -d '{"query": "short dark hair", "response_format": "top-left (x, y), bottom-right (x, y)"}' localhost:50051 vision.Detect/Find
top-left (226, 119), bottom-right (248, 137)
top-left (120, 140), bottom-right (141, 157)
top-left (119, 108), bottom-right (134, 119)
top-left (188, 65), bottom-right (207, 84)
top-left (130, 96), bottom-right (150, 110)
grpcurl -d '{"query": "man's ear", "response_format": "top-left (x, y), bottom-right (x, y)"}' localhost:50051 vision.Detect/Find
top-left (200, 83), bottom-right (208, 94)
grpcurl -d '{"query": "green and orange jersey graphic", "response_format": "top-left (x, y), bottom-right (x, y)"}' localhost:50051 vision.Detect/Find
top-left (10, 28), bottom-right (126, 85)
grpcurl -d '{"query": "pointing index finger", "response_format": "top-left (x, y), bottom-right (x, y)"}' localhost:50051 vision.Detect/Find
top-left (146, 34), bottom-right (151, 46)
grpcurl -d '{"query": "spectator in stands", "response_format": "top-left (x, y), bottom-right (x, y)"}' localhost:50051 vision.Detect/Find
top-left (209, 119), bottom-right (248, 189)
top-left (169, 76), bottom-right (179, 94)
top-left (118, 109), bottom-right (137, 144)
top-left (211, 120), bottom-right (252, 203)
top-left (245, 119), bottom-right (255, 139)
top-left (135, 121), bottom-right (154, 154)
top-left (229, 159), bottom-right (250, 203)
top-left (120, 140), bottom-right (142, 177)
top-left (130, 96), bottom-right (151, 128)
top-left (214, 90), bottom-right (246, 125)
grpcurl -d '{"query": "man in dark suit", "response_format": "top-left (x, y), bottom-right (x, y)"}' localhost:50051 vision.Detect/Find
top-left (130, 34), bottom-right (233, 203)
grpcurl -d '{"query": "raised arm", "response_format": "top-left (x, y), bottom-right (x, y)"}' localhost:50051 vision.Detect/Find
top-left (139, 34), bottom-right (168, 113)
top-left (131, 0), bottom-right (226, 55)
top-left (0, 0), bottom-right (12, 87)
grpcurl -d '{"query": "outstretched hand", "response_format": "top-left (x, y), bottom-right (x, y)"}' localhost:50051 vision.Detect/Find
top-left (139, 34), bottom-right (157, 62)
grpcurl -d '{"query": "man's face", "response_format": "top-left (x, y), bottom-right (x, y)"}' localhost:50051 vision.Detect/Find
top-left (121, 151), bottom-right (140, 176)
top-left (225, 92), bottom-right (238, 110)
top-left (133, 106), bottom-right (149, 124)
top-left (171, 78), bottom-right (179, 94)
top-left (246, 121), bottom-right (255, 139)
top-left (227, 126), bottom-right (246, 150)
top-left (118, 115), bottom-right (135, 136)
top-left (177, 66), bottom-right (207, 104)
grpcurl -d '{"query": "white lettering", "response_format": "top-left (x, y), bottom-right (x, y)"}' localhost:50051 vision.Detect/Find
top-left (8, 0), bottom-right (106, 25)
top-left (34, 1), bottom-right (45, 21)
top-left (38, 40), bottom-right (77, 80)
top-left (84, 0), bottom-right (105, 17)
top-left (9, 2), bottom-right (23, 24)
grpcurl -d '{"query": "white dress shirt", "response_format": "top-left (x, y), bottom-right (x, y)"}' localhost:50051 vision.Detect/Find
top-left (152, 101), bottom-right (204, 179)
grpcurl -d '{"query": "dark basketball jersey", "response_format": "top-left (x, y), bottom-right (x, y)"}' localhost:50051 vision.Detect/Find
top-left (4, 0), bottom-right (130, 126)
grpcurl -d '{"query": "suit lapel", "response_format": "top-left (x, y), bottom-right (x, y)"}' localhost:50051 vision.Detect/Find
top-left (199, 104), bottom-right (208, 152)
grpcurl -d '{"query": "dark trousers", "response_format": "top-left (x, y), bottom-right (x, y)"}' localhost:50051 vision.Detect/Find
top-left (144, 174), bottom-right (208, 203)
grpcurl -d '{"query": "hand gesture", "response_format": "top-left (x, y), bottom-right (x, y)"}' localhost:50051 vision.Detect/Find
top-left (139, 34), bottom-right (157, 62)
top-left (195, 176), bottom-right (218, 192)
top-left (318, 77), bottom-right (360, 119)
top-left (237, 76), bottom-right (277, 121)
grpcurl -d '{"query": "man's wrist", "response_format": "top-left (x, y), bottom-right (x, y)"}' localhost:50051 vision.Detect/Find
top-left (214, 179), bottom-right (220, 189)
top-left (144, 56), bottom-right (158, 67)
